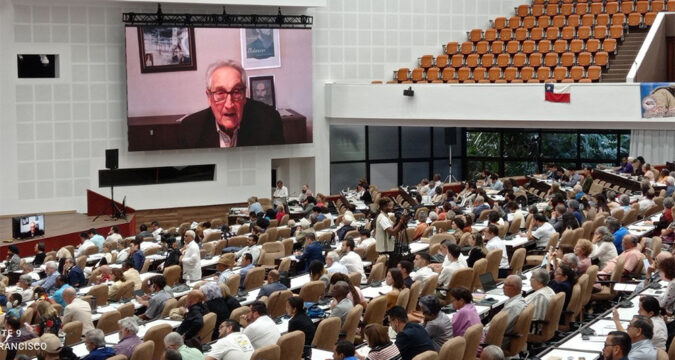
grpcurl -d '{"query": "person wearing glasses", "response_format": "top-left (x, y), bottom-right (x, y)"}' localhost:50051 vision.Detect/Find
top-left (181, 60), bottom-right (284, 148)
top-left (602, 331), bottom-right (631, 360)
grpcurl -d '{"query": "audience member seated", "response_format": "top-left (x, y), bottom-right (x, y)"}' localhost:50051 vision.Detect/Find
top-left (106, 225), bottom-right (123, 243)
top-left (33, 261), bottom-right (59, 295)
top-left (333, 340), bottom-right (359, 360)
top-left (287, 296), bottom-right (316, 358)
top-left (410, 253), bottom-right (434, 287)
top-left (358, 323), bottom-right (401, 360)
top-left (63, 258), bottom-right (85, 288)
top-left (356, 228), bottom-right (376, 249)
top-left (238, 253), bottom-right (255, 290)
top-left (612, 295), bottom-right (667, 350)
top-left (606, 217), bottom-right (628, 254)
top-left (525, 268), bottom-right (555, 327)
top-left (203, 282), bottom-right (241, 340)
top-left (256, 270), bottom-right (288, 299)
top-left (336, 212), bottom-right (357, 241)
top-left (471, 196), bottom-right (490, 220)
top-left (216, 256), bottom-right (235, 284)
top-left (164, 332), bottom-right (205, 360)
top-left (310, 260), bottom-right (331, 291)
top-left (122, 259), bottom-right (142, 290)
top-left (486, 275), bottom-right (525, 348)
top-left (448, 287), bottom-right (480, 337)
top-left (50, 275), bottom-right (73, 308)
top-left (386, 306), bottom-right (435, 360)
top-left (231, 234), bottom-right (261, 265)
top-left (33, 301), bottom-right (62, 336)
top-left (5, 245), bottom-right (20, 273)
top-left (205, 320), bottom-right (254, 360)
top-left (176, 290), bottom-right (207, 341)
top-left (62, 287), bottom-right (95, 333)
top-left (114, 317), bottom-right (144, 359)
top-left (137, 275), bottom-right (174, 321)
top-left (590, 226), bottom-right (619, 269)
top-left (326, 251), bottom-right (349, 275)
top-left (15, 274), bottom-right (34, 301)
top-left (108, 268), bottom-right (126, 300)
top-left (437, 242), bottom-right (467, 291)
top-left (599, 235), bottom-right (643, 277)
top-left (341, 238), bottom-right (366, 282)
top-left (295, 232), bottom-right (324, 274)
top-left (466, 233), bottom-right (487, 267)
top-left (524, 214), bottom-right (555, 248)
top-left (548, 264), bottom-right (576, 313)
top-left (81, 329), bottom-right (116, 360)
top-left (625, 315), bottom-right (658, 359)
top-left (484, 225), bottom-right (510, 278)
top-left (75, 232), bottom-right (96, 258)
top-left (480, 345), bottom-right (505, 360)
top-left (240, 301), bottom-right (280, 349)
top-left (418, 295), bottom-right (452, 351)
top-left (330, 280), bottom-right (355, 326)
top-left (656, 256), bottom-right (675, 314)
top-left (397, 260), bottom-right (414, 289)
top-left (412, 212), bottom-right (428, 240)
top-left (385, 268), bottom-right (405, 310)
top-left (3, 315), bottom-right (35, 360)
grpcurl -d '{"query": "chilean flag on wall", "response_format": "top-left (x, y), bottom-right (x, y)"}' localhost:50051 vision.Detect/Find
top-left (545, 83), bottom-right (571, 103)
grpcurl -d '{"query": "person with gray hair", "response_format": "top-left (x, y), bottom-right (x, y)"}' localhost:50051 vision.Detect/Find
top-left (325, 251), bottom-right (348, 275)
top-left (479, 345), bottom-right (504, 360)
top-left (164, 332), bottom-right (205, 360)
top-left (472, 196), bottom-right (490, 219)
top-left (180, 60), bottom-right (284, 148)
top-left (499, 275), bottom-right (525, 348)
top-left (562, 253), bottom-right (579, 271)
top-left (181, 229), bottom-right (201, 281)
top-left (32, 261), bottom-right (59, 294)
top-left (82, 329), bottom-right (115, 360)
top-left (605, 216), bottom-right (628, 253)
top-left (590, 226), bottom-right (619, 269)
top-left (16, 274), bottom-right (34, 301)
top-left (619, 194), bottom-right (631, 211)
top-left (330, 281), bottom-right (353, 326)
top-left (114, 317), bottom-right (143, 359)
top-left (625, 315), bottom-right (658, 360)
top-left (666, 176), bottom-right (675, 196)
top-left (525, 268), bottom-right (555, 322)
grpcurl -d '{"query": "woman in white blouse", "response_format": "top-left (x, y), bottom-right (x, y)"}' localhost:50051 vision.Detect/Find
top-left (589, 226), bottom-right (618, 270)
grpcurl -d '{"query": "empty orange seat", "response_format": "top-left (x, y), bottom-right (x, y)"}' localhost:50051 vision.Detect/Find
top-left (522, 40), bottom-right (537, 54)
top-left (469, 29), bottom-right (483, 42)
top-left (477, 79), bottom-right (491, 83)
top-left (609, 25), bottom-right (624, 40)
top-left (587, 65), bottom-right (602, 81)
top-left (644, 12), bottom-right (657, 26)
top-left (621, 1), bottom-right (634, 14)
top-left (530, 27), bottom-right (544, 41)
top-left (473, 67), bottom-right (487, 81)
top-left (451, 54), bottom-right (464, 68)
top-left (585, 39), bottom-right (601, 53)
top-left (527, 78), bottom-right (541, 83)
top-left (411, 68), bottom-right (425, 82)
top-left (578, 78), bottom-right (592, 83)
top-left (463, 79), bottom-right (476, 83)
top-left (476, 41), bottom-right (490, 55)
top-left (576, 3), bottom-right (588, 15)
top-left (603, 39), bottom-right (617, 54)
top-left (515, 28), bottom-right (528, 41)
top-left (605, 2), bottom-right (619, 15)
top-left (512, 53), bottom-right (528, 67)
top-left (517, 4), bottom-right (531, 17)
top-left (419, 55), bottom-right (434, 69)
top-left (546, 3), bottom-right (559, 16)
top-left (460, 41), bottom-right (474, 55)
top-left (494, 17), bottom-right (508, 30)
top-left (594, 25), bottom-right (608, 39)
top-left (481, 54), bottom-right (495, 68)
top-left (561, 52), bottom-right (575, 67)
top-left (531, 4), bottom-right (544, 17)
top-left (597, 14), bottom-right (611, 26)
top-left (612, 13), bottom-right (626, 26)
top-left (436, 55), bottom-right (449, 68)
top-left (570, 39), bottom-right (584, 53)
top-left (397, 68), bottom-right (410, 82)
top-left (521, 66), bottom-right (535, 81)
top-left (538, 40), bottom-right (552, 53)
top-left (491, 41), bottom-right (505, 54)
top-left (667, 0), bottom-right (675, 10)
top-left (499, 28), bottom-right (513, 42)
top-left (506, 40), bottom-right (520, 54)
top-left (570, 66), bottom-right (584, 81)
top-left (537, 66), bottom-right (552, 80)
top-left (426, 67), bottom-right (441, 82)
top-left (577, 25), bottom-right (592, 40)
top-left (523, 16), bottom-right (537, 29)
top-left (561, 26), bottom-right (575, 40)
top-left (442, 67), bottom-right (456, 82)
top-left (553, 66), bottom-right (567, 81)
top-left (544, 52), bottom-right (559, 67)
top-left (504, 67), bottom-right (517, 81)
top-left (495, 79), bottom-right (508, 83)
top-left (457, 67), bottom-right (471, 81)
top-left (553, 39), bottom-right (568, 53)
top-left (581, 14), bottom-right (595, 27)
top-left (445, 42), bottom-right (459, 55)
top-left (484, 29), bottom-right (498, 42)
top-left (552, 15), bottom-right (566, 28)
top-left (509, 16), bottom-right (521, 29)
top-left (561, 3), bottom-right (573, 16)
top-left (561, 78), bottom-right (574, 83)
top-left (497, 53), bottom-right (511, 68)
top-left (537, 15), bottom-right (552, 28)
top-left (466, 54), bottom-right (480, 68)
top-left (577, 52), bottom-right (592, 66)
top-left (489, 67), bottom-right (503, 81)
top-left (590, 2), bottom-right (603, 15)
top-left (567, 14), bottom-right (581, 27)
top-left (595, 51), bottom-right (609, 67)
top-left (446, 79), bottom-right (459, 84)
top-left (636, 1), bottom-right (649, 14)
top-left (546, 27), bottom-right (559, 40)
top-left (651, 1), bottom-right (664, 12)
top-left (529, 52), bottom-right (544, 67)
top-left (627, 13), bottom-right (641, 27)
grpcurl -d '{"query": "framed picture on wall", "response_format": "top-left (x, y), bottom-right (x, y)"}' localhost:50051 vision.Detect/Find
top-left (249, 75), bottom-right (276, 108)
top-left (138, 26), bottom-right (197, 73)
top-left (240, 29), bottom-right (281, 70)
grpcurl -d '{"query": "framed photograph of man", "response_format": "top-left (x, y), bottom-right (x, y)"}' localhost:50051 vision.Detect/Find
top-left (138, 26), bottom-right (197, 73)
top-left (240, 29), bottom-right (281, 70)
top-left (249, 75), bottom-right (276, 108)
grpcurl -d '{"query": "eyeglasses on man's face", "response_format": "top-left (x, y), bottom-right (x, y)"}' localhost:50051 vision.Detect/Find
top-left (209, 86), bottom-right (245, 103)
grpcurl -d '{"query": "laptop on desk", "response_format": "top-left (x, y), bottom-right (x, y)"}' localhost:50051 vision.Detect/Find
top-left (479, 272), bottom-right (503, 295)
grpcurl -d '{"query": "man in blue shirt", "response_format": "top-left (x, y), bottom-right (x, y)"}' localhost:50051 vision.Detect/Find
top-left (130, 237), bottom-right (146, 272)
top-left (294, 232), bottom-right (323, 273)
top-left (387, 306), bottom-right (435, 360)
top-left (64, 258), bottom-right (86, 288)
top-left (471, 196), bottom-right (490, 220)
top-left (617, 157), bottom-right (634, 174)
top-left (333, 340), bottom-right (359, 360)
top-left (50, 275), bottom-right (73, 308)
top-left (239, 253), bottom-right (255, 290)
top-left (88, 228), bottom-right (105, 252)
top-left (256, 270), bottom-right (288, 299)
top-left (82, 329), bottom-right (116, 360)
top-left (606, 217), bottom-right (627, 253)
top-left (33, 260), bottom-right (60, 295)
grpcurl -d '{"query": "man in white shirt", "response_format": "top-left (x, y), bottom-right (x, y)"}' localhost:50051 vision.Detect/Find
top-left (356, 229), bottom-right (376, 249)
top-left (235, 235), bottom-right (261, 266)
top-left (206, 320), bottom-right (254, 360)
top-left (151, 221), bottom-right (164, 241)
top-left (62, 287), bottom-right (95, 333)
top-left (375, 198), bottom-right (407, 255)
top-left (411, 253), bottom-right (434, 287)
top-left (524, 268), bottom-right (555, 323)
top-left (273, 180), bottom-right (288, 206)
top-left (180, 230), bottom-right (202, 281)
top-left (75, 231), bottom-right (96, 257)
top-left (326, 251), bottom-right (349, 275)
top-left (437, 242), bottom-right (467, 289)
top-left (523, 214), bottom-right (556, 248)
top-left (484, 225), bottom-right (509, 278)
top-left (240, 301), bottom-right (280, 350)
top-left (298, 184), bottom-right (312, 203)
top-left (340, 238), bottom-right (366, 282)
top-left (106, 225), bottom-right (123, 243)
top-left (14, 274), bottom-right (35, 301)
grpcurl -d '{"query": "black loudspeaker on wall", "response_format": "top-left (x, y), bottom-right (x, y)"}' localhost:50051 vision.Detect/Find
top-left (105, 149), bottom-right (119, 170)
top-left (444, 127), bottom-right (457, 146)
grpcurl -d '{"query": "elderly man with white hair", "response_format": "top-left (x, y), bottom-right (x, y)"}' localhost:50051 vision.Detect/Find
top-left (15, 274), bottom-right (34, 301)
top-left (480, 345), bottom-right (504, 360)
top-left (164, 332), bottom-right (205, 360)
top-left (326, 251), bottom-right (348, 275)
top-left (82, 329), bottom-right (116, 360)
top-left (181, 230), bottom-right (201, 281)
top-left (525, 268), bottom-right (556, 322)
top-left (336, 211), bottom-right (356, 241)
top-left (33, 261), bottom-right (59, 294)
top-left (665, 176), bottom-right (675, 197)
top-left (483, 275), bottom-right (526, 349)
top-left (114, 317), bottom-right (143, 359)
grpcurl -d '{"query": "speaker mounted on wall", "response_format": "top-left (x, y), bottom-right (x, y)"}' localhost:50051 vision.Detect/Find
top-left (105, 149), bottom-right (119, 170)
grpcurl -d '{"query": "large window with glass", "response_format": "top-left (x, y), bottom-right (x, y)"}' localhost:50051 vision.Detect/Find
top-left (463, 129), bottom-right (630, 181)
